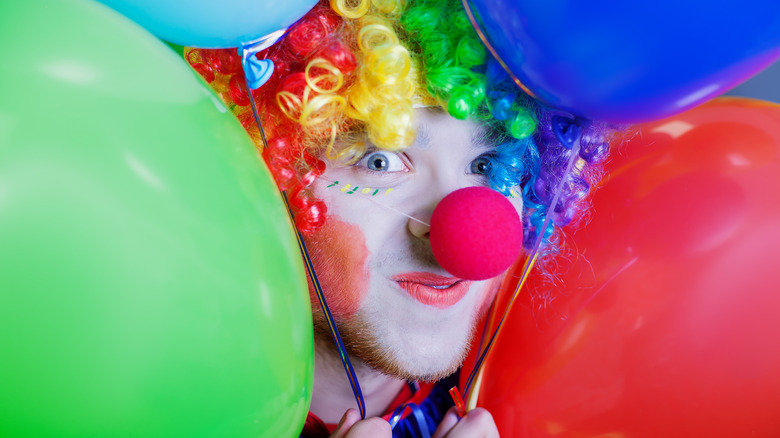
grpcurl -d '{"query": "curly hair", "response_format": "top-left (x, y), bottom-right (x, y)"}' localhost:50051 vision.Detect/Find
top-left (185, 0), bottom-right (618, 253)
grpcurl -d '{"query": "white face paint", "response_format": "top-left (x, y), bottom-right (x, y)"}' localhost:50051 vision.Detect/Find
top-left (303, 108), bottom-right (524, 381)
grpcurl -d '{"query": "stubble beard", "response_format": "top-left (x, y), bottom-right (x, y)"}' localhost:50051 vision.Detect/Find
top-left (307, 233), bottom-right (502, 382)
top-left (311, 307), bottom-right (473, 383)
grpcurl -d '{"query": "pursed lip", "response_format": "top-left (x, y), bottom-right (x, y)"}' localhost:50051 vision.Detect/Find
top-left (392, 272), bottom-right (472, 309)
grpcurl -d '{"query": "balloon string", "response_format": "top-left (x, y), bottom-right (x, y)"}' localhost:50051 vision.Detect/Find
top-left (460, 0), bottom-right (535, 98)
top-left (241, 29), bottom-right (289, 147)
top-left (244, 74), bottom-right (269, 150)
top-left (388, 402), bottom-right (432, 438)
top-left (282, 192), bottom-right (367, 419)
top-left (463, 253), bottom-right (539, 402)
top-left (365, 197), bottom-right (430, 227)
top-left (463, 117), bottom-right (585, 406)
top-left (242, 65), bottom-right (366, 418)
top-left (449, 386), bottom-right (467, 418)
top-left (317, 176), bottom-right (430, 227)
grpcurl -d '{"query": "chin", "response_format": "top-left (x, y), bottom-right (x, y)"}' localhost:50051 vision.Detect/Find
top-left (346, 304), bottom-right (478, 382)
top-left (311, 278), bottom-right (499, 382)
top-left (380, 339), bottom-right (471, 383)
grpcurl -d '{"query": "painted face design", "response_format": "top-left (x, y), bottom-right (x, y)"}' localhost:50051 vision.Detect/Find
top-left (303, 108), bottom-right (524, 381)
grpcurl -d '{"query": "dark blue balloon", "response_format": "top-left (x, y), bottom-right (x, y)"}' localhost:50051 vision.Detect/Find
top-left (467, 0), bottom-right (780, 122)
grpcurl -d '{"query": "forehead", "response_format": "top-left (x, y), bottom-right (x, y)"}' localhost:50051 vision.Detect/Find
top-left (325, 108), bottom-right (501, 167)
top-left (411, 108), bottom-right (495, 152)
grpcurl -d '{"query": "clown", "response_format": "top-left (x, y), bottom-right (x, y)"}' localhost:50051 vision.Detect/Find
top-left (187, 0), bottom-right (615, 436)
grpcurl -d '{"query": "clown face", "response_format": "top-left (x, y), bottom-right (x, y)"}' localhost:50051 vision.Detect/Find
top-left (303, 108), bottom-right (524, 381)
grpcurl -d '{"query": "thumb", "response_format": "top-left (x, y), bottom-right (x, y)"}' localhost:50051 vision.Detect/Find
top-left (329, 409), bottom-right (361, 438)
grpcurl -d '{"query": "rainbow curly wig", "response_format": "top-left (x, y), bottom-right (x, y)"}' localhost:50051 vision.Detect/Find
top-left (186, 0), bottom-right (617, 252)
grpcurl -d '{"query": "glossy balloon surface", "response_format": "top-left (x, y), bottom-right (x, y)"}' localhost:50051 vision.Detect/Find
top-left (99, 0), bottom-right (318, 48)
top-left (475, 98), bottom-right (780, 437)
top-left (468, 0), bottom-right (780, 122)
top-left (0, 1), bottom-right (312, 436)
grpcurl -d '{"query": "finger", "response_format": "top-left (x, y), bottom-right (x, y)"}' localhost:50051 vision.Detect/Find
top-left (442, 408), bottom-right (499, 438)
top-left (344, 417), bottom-right (392, 438)
top-left (329, 409), bottom-right (362, 438)
top-left (432, 407), bottom-right (460, 438)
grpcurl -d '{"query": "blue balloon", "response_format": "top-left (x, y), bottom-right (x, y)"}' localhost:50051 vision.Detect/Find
top-left (99, 0), bottom-right (318, 48)
top-left (466, 0), bottom-right (780, 123)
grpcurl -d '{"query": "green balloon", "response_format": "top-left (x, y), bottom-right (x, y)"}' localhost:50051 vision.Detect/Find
top-left (163, 40), bottom-right (186, 57)
top-left (0, 1), bottom-right (312, 437)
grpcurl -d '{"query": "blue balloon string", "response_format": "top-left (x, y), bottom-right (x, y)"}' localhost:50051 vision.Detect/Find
top-left (464, 116), bottom-right (586, 400)
top-left (281, 192), bottom-right (367, 419)
top-left (241, 36), bottom-right (284, 151)
top-left (243, 73), bottom-right (270, 151)
top-left (389, 403), bottom-right (432, 438)
top-left (241, 43), bottom-right (367, 420)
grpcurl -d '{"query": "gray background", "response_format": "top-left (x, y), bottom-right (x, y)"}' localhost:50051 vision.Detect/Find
top-left (725, 60), bottom-right (780, 103)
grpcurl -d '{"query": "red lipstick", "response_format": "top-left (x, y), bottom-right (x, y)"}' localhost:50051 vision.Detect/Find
top-left (392, 272), bottom-right (472, 309)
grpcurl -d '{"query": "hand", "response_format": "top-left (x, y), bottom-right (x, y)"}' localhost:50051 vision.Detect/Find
top-left (432, 407), bottom-right (499, 438)
top-left (329, 409), bottom-right (392, 438)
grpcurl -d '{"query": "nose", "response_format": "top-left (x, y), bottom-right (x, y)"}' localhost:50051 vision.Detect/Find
top-left (407, 216), bottom-right (431, 239)
top-left (406, 172), bottom-right (462, 240)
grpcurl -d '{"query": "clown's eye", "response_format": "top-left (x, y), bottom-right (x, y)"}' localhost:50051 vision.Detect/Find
top-left (469, 155), bottom-right (492, 175)
top-left (357, 151), bottom-right (406, 172)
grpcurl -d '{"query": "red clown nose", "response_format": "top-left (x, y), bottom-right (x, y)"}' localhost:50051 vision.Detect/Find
top-left (430, 187), bottom-right (523, 281)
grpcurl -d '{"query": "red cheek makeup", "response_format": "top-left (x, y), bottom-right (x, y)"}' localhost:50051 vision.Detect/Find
top-left (304, 218), bottom-right (370, 317)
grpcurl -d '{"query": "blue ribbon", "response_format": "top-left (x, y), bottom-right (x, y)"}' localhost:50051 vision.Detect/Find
top-left (389, 403), bottom-right (432, 438)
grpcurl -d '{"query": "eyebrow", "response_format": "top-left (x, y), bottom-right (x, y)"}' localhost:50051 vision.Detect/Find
top-left (412, 120), bottom-right (499, 151)
top-left (471, 126), bottom-right (497, 150)
top-left (415, 123), bottom-right (431, 148)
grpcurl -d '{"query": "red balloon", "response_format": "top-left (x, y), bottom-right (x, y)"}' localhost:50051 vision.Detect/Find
top-left (473, 97), bottom-right (780, 437)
